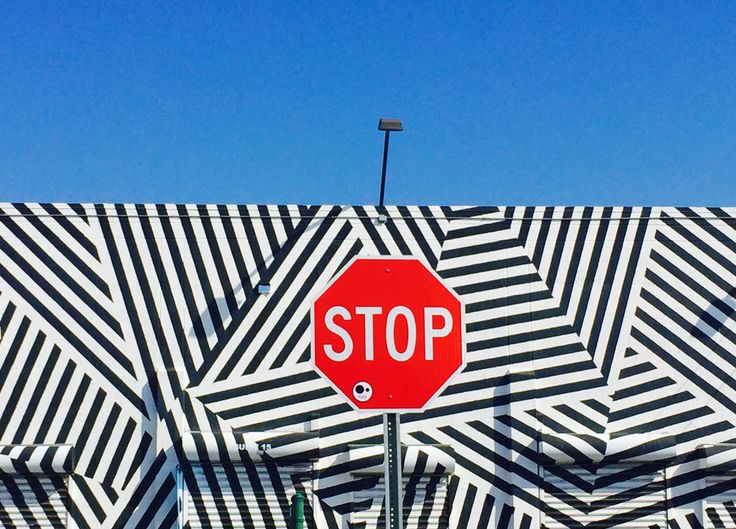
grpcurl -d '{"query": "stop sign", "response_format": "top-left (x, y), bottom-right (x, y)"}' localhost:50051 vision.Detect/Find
top-left (312, 256), bottom-right (465, 411)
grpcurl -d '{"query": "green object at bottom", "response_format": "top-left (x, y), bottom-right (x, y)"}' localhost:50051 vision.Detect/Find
top-left (289, 491), bottom-right (305, 529)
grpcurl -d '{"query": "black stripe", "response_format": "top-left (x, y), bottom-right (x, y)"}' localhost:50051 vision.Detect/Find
top-left (353, 206), bottom-right (391, 255)
top-left (109, 452), bottom-right (168, 528)
top-left (176, 204), bottom-right (225, 342)
top-left (132, 473), bottom-right (176, 529)
top-left (601, 207), bottom-right (650, 380)
top-left (39, 203), bottom-right (100, 260)
top-left (559, 206), bottom-right (594, 313)
top-left (544, 206), bottom-right (575, 290)
top-left (587, 209), bottom-right (631, 357)
top-left (397, 205), bottom-right (439, 268)
top-left (257, 204), bottom-right (283, 258)
top-left (455, 482), bottom-right (477, 529)
top-left (0, 330), bottom-right (44, 439)
top-left (197, 204), bottom-right (238, 315)
top-left (14, 344), bottom-right (61, 443)
top-left (217, 204), bottom-right (254, 295)
top-left (74, 388), bottom-right (106, 461)
top-left (8, 203), bottom-right (111, 300)
top-left (531, 207), bottom-right (554, 268)
top-left (72, 474), bottom-right (105, 523)
top-left (103, 417), bottom-right (136, 486)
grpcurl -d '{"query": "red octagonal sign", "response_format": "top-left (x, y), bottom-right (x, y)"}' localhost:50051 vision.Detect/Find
top-left (312, 256), bottom-right (465, 411)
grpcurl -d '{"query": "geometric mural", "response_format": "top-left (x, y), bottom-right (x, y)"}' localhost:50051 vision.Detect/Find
top-left (1, 203), bottom-right (736, 528)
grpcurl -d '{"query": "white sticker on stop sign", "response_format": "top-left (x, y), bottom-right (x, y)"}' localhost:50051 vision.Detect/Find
top-left (311, 256), bottom-right (465, 412)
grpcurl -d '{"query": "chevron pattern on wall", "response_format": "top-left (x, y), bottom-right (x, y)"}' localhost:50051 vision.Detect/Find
top-left (1, 203), bottom-right (736, 529)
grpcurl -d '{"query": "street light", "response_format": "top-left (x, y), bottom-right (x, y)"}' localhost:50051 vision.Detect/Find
top-left (378, 119), bottom-right (403, 207)
top-left (375, 115), bottom-right (404, 529)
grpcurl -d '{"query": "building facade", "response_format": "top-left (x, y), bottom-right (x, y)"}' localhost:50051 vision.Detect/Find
top-left (1, 203), bottom-right (735, 529)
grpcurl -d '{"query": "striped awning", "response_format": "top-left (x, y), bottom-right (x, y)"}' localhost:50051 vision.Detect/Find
top-left (0, 444), bottom-right (74, 474)
top-left (181, 431), bottom-right (319, 464)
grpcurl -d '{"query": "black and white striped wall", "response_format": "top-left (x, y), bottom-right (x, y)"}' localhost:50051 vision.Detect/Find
top-left (1, 203), bottom-right (736, 529)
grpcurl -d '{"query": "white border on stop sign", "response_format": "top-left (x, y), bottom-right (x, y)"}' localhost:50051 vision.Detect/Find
top-left (310, 254), bottom-right (467, 413)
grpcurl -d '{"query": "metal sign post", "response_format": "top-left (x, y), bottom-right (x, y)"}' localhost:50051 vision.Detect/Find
top-left (384, 412), bottom-right (403, 529)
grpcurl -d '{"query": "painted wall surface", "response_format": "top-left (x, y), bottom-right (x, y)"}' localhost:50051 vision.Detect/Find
top-left (1, 203), bottom-right (736, 528)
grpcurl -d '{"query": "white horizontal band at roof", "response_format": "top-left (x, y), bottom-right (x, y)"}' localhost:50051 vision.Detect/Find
top-left (181, 431), bottom-right (319, 463)
top-left (540, 434), bottom-right (676, 464)
top-left (349, 444), bottom-right (455, 475)
top-left (0, 444), bottom-right (74, 474)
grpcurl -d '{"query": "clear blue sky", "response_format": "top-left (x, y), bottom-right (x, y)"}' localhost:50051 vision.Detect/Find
top-left (2, 1), bottom-right (735, 206)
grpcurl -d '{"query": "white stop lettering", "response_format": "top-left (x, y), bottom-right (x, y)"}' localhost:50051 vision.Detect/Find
top-left (322, 306), bottom-right (454, 362)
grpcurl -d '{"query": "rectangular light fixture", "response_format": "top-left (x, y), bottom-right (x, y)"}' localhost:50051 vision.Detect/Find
top-left (378, 119), bottom-right (403, 132)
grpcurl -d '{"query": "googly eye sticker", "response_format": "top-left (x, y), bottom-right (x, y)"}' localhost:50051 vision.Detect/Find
top-left (352, 381), bottom-right (373, 402)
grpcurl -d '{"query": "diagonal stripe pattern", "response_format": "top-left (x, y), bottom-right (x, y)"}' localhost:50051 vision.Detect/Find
top-left (1, 204), bottom-right (736, 528)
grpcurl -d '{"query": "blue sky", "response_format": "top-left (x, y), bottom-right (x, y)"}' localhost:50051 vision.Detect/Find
top-left (1, 1), bottom-right (735, 206)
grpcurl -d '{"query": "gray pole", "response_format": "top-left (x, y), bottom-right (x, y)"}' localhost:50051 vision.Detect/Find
top-left (384, 412), bottom-right (403, 529)
top-left (379, 130), bottom-right (390, 207)
top-left (377, 119), bottom-right (402, 207)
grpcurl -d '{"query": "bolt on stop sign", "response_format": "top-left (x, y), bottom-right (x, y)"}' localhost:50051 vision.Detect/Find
top-left (312, 257), bottom-right (465, 411)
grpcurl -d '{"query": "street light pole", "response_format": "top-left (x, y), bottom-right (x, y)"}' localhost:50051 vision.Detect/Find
top-left (378, 119), bottom-right (403, 207)
top-left (377, 118), bottom-right (404, 529)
